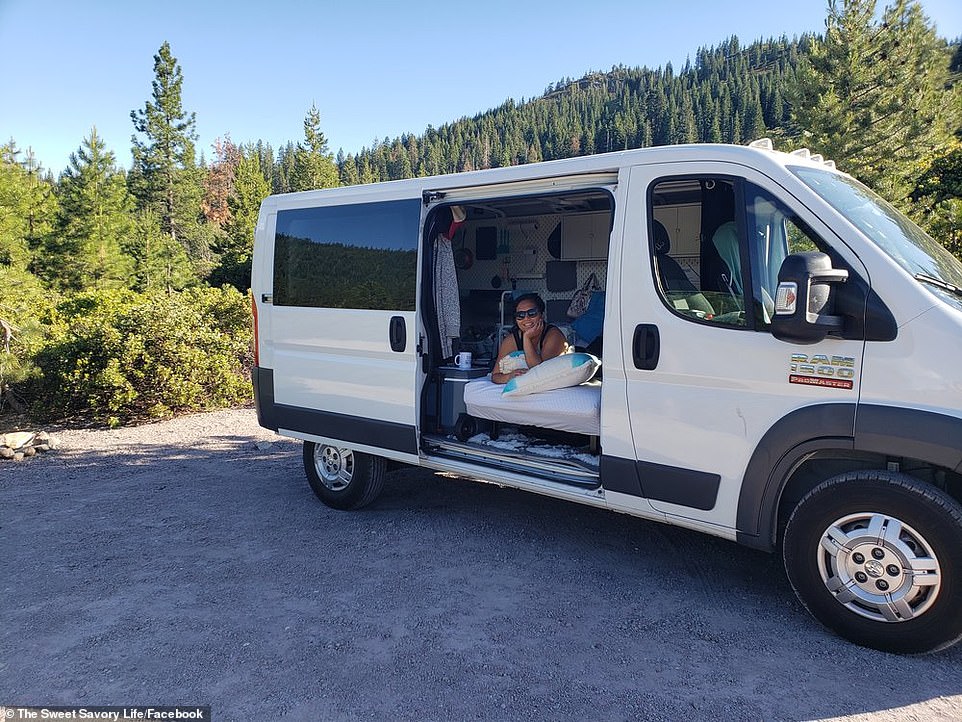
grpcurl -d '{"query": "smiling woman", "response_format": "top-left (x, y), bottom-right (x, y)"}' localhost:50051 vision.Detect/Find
top-left (490, 293), bottom-right (570, 385)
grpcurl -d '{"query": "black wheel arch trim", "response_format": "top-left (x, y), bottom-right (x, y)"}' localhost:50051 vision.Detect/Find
top-left (736, 403), bottom-right (962, 552)
top-left (854, 404), bottom-right (962, 474)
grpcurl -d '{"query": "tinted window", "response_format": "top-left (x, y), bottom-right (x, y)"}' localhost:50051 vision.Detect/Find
top-left (273, 199), bottom-right (421, 309)
top-left (649, 177), bottom-right (749, 327)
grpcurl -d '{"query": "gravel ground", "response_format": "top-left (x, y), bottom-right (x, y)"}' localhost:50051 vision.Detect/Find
top-left (1, 408), bottom-right (960, 721)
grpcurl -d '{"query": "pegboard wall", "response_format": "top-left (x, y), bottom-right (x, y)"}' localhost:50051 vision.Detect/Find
top-left (453, 213), bottom-right (608, 308)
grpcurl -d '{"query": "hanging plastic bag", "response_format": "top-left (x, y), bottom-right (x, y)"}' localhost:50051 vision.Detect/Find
top-left (566, 272), bottom-right (600, 319)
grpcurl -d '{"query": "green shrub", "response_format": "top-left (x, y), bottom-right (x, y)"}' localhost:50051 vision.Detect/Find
top-left (31, 285), bottom-right (253, 423)
top-left (0, 267), bottom-right (57, 413)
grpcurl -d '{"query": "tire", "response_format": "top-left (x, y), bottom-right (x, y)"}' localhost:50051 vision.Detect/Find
top-left (783, 470), bottom-right (962, 654)
top-left (303, 442), bottom-right (385, 510)
top-left (454, 414), bottom-right (477, 442)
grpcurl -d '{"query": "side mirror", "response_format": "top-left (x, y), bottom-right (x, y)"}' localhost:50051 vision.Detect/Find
top-left (771, 252), bottom-right (848, 344)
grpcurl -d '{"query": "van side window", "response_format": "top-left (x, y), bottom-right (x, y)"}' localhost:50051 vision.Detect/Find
top-left (649, 178), bottom-right (749, 327)
top-left (744, 182), bottom-right (830, 329)
top-left (273, 199), bottom-right (421, 309)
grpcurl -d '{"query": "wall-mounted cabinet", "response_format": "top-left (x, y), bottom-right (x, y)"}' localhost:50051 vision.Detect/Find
top-left (653, 204), bottom-right (701, 256)
top-left (562, 212), bottom-right (610, 260)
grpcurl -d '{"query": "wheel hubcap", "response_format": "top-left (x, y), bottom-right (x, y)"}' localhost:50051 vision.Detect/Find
top-left (817, 512), bottom-right (941, 622)
top-left (314, 445), bottom-right (354, 491)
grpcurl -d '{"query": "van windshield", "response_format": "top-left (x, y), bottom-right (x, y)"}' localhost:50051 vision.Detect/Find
top-left (792, 166), bottom-right (962, 307)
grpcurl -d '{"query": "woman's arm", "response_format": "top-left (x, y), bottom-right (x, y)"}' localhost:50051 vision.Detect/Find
top-left (491, 335), bottom-right (525, 385)
top-left (539, 326), bottom-right (569, 362)
top-left (521, 322), bottom-right (568, 368)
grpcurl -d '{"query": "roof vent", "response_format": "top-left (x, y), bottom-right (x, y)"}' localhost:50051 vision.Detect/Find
top-left (748, 138), bottom-right (774, 151)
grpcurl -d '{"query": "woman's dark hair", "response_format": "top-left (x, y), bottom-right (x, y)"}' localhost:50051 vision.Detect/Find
top-left (513, 292), bottom-right (545, 317)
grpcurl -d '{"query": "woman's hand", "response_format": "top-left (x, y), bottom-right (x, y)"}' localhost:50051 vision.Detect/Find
top-left (521, 317), bottom-right (544, 340)
top-left (491, 367), bottom-right (526, 385)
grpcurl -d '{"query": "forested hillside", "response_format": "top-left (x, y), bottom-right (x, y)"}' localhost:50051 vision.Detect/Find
top-left (332, 36), bottom-right (804, 184)
top-left (1, 0), bottom-right (960, 424)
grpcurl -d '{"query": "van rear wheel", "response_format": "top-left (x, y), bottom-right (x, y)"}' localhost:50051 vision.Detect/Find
top-left (303, 442), bottom-right (385, 510)
top-left (783, 470), bottom-right (962, 654)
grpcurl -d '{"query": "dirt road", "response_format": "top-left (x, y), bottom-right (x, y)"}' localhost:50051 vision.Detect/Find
top-left (2, 409), bottom-right (960, 720)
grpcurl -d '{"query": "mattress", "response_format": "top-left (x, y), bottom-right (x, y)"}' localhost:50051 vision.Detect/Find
top-left (462, 376), bottom-right (601, 436)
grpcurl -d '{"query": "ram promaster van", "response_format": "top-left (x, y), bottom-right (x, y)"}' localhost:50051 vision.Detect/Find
top-left (251, 140), bottom-right (962, 654)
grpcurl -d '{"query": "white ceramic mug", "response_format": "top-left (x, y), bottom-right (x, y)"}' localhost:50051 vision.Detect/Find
top-left (454, 351), bottom-right (472, 369)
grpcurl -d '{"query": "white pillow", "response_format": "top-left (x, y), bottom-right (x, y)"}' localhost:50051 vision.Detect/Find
top-left (502, 352), bottom-right (600, 397)
top-left (497, 350), bottom-right (528, 375)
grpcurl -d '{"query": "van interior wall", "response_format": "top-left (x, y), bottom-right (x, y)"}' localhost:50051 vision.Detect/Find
top-left (450, 207), bottom-right (612, 365)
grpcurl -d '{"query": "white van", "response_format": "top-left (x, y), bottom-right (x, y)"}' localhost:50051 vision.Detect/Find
top-left (251, 140), bottom-right (962, 654)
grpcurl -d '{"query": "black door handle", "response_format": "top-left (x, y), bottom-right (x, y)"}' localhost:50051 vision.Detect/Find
top-left (632, 324), bottom-right (659, 370)
top-left (389, 316), bottom-right (406, 352)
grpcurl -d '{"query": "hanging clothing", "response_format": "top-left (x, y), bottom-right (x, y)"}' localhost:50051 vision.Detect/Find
top-left (433, 234), bottom-right (460, 359)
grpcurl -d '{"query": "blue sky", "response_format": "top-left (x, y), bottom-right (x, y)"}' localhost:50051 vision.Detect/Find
top-left (1, 0), bottom-right (960, 176)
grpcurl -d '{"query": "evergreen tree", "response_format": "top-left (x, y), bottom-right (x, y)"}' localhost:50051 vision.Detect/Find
top-left (677, 90), bottom-right (698, 143)
top-left (125, 208), bottom-right (194, 293)
top-left (743, 88), bottom-right (766, 142)
top-left (289, 104), bottom-right (339, 191)
top-left (129, 42), bottom-right (212, 277)
top-left (229, 150), bottom-right (270, 252)
top-left (337, 150), bottom-right (360, 186)
top-left (913, 140), bottom-right (962, 256)
top-left (50, 128), bottom-right (135, 290)
top-left (0, 141), bottom-right (58, 277)
top-left (274, 142), bottom-right (296, 194)
top-left (211, 148), bottom-right (270, 290)
top-left (254, 141), bottom-right (275, 187)
top-left (0, 142), bottom-right (59, 410)
top-left (790, 0), bottom-right (959, 205)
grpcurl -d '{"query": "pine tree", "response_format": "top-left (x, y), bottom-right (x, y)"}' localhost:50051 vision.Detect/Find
top-left (289, 104), bottom-right (339, 191)
top-left (125, 208), bottom-right (194, 293)
top-left (677, 91), bottom-right (698, 144)
top-left (210, 148), bottom-right (270, 290)
top-left (358, 155), bottom-right (376, 185)
top-left (790, 0), bottom-right (959, 204)
top-left (254, 141), bottom-right (275, 187)
top-left (337, 150), bottom-right (360, 186)
top-left (51, 128), bottom-right (135, 290)
top-left (1, 142), bottom-right (54, 271)
top-left (743, 88), bottom-right (766, 142)
top-left (1, 141), bottom-right (59, 286)
top-left (129, 42), bottom-right (212, 276)
top-left (274, 142), bottom-right (296, 194)
top-left (1, 143), bottom-right (57, 409)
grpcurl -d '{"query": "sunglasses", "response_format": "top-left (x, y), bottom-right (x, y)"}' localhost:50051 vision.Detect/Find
top-left (515, 308), bottom-right (541, 319)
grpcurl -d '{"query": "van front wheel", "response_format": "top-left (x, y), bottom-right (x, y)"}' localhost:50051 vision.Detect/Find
top-left (303, 442), bottom-right (385, 510)
top-left (783, 470), bottom-right (962, 654)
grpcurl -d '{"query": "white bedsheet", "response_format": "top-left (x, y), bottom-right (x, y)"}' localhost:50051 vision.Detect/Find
top-left (462, 376), bottom-right (601, 436)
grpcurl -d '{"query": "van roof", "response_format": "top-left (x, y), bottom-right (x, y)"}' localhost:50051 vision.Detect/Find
top-left (263, 142), bottom-right (840, 208)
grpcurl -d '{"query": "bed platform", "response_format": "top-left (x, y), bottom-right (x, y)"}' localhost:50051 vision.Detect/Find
top-left (462, 376), bottom-right (602, 436)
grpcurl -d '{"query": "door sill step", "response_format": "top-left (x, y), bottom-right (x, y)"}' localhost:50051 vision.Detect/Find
top-left (422, 433), bottom-right (600, 487)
